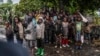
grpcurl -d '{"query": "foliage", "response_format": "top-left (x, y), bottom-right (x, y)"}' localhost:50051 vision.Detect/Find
top-left (0, 3), bottom-right (12, 20)
top-left (7, 0), bottom-right (13, 4)
top-left (15, 0), bottom-right (43, 13)
top-left (15, 0), bottom-right (100, 14)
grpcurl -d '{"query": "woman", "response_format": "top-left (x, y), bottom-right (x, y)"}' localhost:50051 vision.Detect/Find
top-left (36, 18), bottom-right (45, 56)
top-left (14, 16), bottom-right (24, 44)
top-left (62, 17), bottom-right (70, 47)
top-left (5, 22), bottom-right (14, 43)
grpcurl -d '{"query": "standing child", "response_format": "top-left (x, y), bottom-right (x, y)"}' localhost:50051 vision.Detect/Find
top-left (25, 17), bottom-right (36, 55)
top-left (62, 17), bottom-right (70, 47)
top-left (5, 22), bottom-right (14, 43)
top-left (54, 19), bottom-right (62, 48)
top-left (75, 15), bottom-right (83, 49)
top-left (36, 18), bottom-right (45, 56)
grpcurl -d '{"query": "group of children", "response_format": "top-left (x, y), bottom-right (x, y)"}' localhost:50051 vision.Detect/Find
top-left (4, 8), bottom-right (92, 56)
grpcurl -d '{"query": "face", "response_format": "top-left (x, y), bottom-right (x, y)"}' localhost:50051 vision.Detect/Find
top-left (29, 13), bottom-right (32, 17)
top-left (50, 17), bottom-right (53, 21)
top-left (77, 17), bottom-right (81, 21)
top-left (32, 12), bottom-right (35, 16)
top-left (46, 16), bottom-right (49, 20)
top-left (38, 19), bottom-right (42, 24)
top-left (15, 18), bottom-right (18, 23)
top-left (5, 22), bottom-right (9, 27)
top-left (58, 16), bottom-right (60, 19)
top-left (64, 17), bottom-right (67, 22)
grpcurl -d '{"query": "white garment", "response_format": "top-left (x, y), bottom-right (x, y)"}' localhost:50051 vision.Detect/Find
top-left (36, 23), bottom-right (45, 39)
top-left (25, 22), bottom-right (36, 40)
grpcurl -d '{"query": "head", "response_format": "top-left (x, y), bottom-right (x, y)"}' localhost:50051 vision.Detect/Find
top-left (28, 17), bottom-right (33, 24)
top-left (63, 17), bottom-right (68, 22)
top-left (77, 15), bottom-right (82, 21)
top-left (37, 19), bottom-right (43, 24)
top-left (57, 15), bottom-right (60, 20)
top-left (28, 12), bottom-right (33, 17)
top-left (5, 22), bottom-right (10, 27)
top-left (32, 12), bottom-right (35, 17)
top-left (46, 15), bottom-right (49, 20)
top-left (14, 16), bottom-right (21, 23)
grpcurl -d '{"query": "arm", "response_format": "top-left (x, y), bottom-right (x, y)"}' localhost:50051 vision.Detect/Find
top-left (42, 23), bottom-right (45, 39)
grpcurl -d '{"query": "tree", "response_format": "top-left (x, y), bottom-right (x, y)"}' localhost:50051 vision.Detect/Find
top-left (0, 3), bottom-right (13, 21)
top-left (16, 0), bottom-right (100, 14)
top-left (15, 0), bottom-right (43, 13)
top-left (7, 0), bottom-right (13, 4)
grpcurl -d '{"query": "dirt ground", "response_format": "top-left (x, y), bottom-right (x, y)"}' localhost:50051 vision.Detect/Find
top-left (44, 43), bottom-right (100, 56)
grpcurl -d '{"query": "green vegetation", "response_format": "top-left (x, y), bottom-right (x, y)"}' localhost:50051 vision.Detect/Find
top-left (0, 0), bottom-right (100, 21)
top-left (16, 0), bottom-right (100, 14)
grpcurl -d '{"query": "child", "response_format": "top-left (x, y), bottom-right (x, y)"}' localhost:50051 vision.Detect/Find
top-left (62, 17), bottom-right (70, 47)
top-left (36, 18), bottom-right (45, 56)
top-left (54, 19), bottom-right (63, 48)
top-left (25, 18), bottom-right (36, 55)
top-left (55, 33), bottom-right (62, 48)
top-left (5, 22), bottom-right (14, 43)
top-left (75, 15), bottom-right (83, 49)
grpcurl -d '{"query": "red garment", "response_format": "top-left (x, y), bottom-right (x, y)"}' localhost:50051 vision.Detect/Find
top-left (62, 38), bottom-right (69, 45)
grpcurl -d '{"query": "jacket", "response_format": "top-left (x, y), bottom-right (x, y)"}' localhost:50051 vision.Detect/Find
top-left (25, 22), bottom-right (36, 40)
top-left (36, 23), bottom-right (45, 39)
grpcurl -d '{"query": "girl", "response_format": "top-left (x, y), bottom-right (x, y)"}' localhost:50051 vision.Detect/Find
top-left (14, 16), bottom-right (24, 44)
top-left (25, 17), bottom-right (36, 54)
top-left (5, 22), bottom-right (14, 43)
top-left (62, 17), bottom-right (70, 47)
top-left (36, 18), bottom-right (45, 56)
top-left (54, 18), bottom-right (62, 48)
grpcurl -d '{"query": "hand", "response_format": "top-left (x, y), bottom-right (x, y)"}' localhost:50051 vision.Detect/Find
top-left (59, 34), bottom-right (62, 36)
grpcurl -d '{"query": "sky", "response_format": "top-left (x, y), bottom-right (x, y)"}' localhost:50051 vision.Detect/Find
top-left (4, 0), bottom-right (20, 4)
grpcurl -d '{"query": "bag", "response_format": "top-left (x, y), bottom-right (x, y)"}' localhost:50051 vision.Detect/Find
top-left (79, 12), bottom-right (88, 22)
top-left (81, 35), bottom-right (84, 43)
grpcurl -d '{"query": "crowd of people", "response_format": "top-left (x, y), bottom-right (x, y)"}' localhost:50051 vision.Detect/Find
top-left (4, 8), bottom-right (93, 56)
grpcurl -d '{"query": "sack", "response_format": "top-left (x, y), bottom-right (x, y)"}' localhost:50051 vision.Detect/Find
top-left (81, 35), bottom-right (84, 43)
top-left (79, 12), bottom-right (88, 22)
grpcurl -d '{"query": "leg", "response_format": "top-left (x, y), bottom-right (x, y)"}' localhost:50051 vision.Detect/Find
top-left (7, 36), bottom-right (14, 43)
top-left (36, 39), bottom-right (41, 55)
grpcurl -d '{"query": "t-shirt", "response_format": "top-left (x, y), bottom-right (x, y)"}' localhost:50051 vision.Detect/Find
top-left (76, 22), bottom-right (82, 31)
